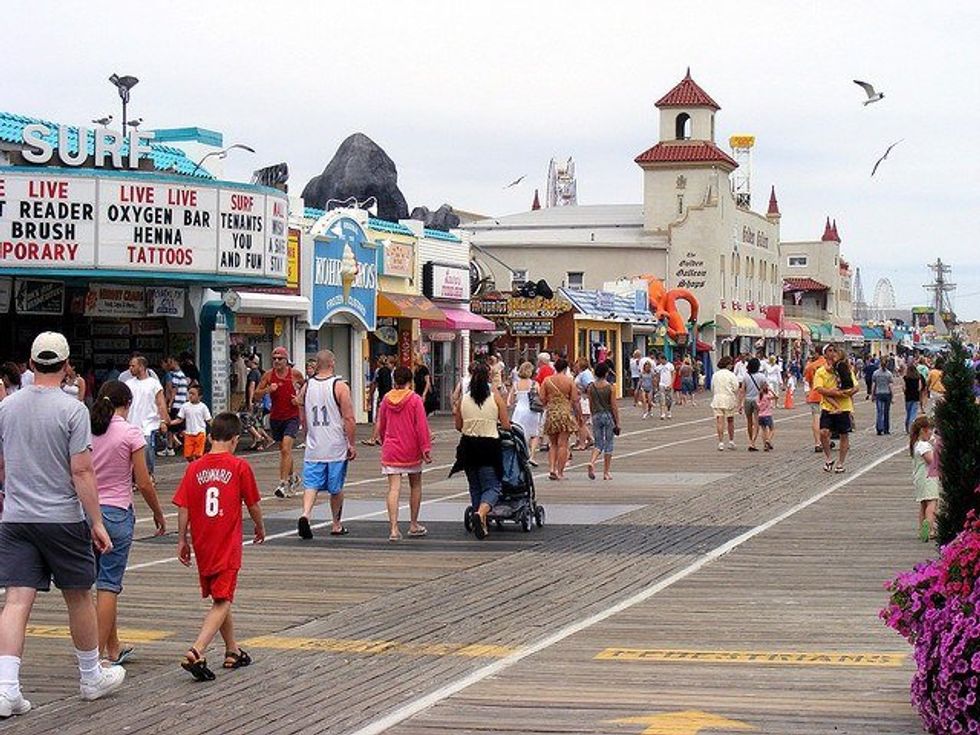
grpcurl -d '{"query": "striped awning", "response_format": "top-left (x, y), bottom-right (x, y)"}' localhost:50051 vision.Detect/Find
top-left (835, 324), bottom-right (865, 343)
top-left (716, 313), bottom-right (763, 338)
top-left (782, 321), bottom-right (805, 340)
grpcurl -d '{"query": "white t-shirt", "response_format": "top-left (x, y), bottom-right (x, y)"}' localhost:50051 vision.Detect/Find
top-left (655, 362), bottom-right (675, 389)
top-left (125, 375), bottom-right (165, 436)
top-left (20, 370), bottom-right (34, 387)
top-left (178, 401), bottom-right (212, 435)
top-left (629, 358), bottom-right (642, 379)
top-left (733, 361), bottom-right (747, 380)
top-left (914, 440), bottom-right (933, 460)
top-left (710, 369), bottom-right (740, 411)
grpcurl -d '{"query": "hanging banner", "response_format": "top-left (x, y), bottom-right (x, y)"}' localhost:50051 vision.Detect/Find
top-left (84, 283), bottom-right (146, 317)
top-left (146, 286), bottom-right (186, 318)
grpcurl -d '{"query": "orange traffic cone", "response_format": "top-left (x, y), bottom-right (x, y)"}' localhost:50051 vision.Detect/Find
top-left (783, 387), bottom-right (794, 409)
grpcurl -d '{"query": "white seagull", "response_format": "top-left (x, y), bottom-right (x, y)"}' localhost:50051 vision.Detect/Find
top-left (853, 80), bottom-right (884, 105)
top-left (503, 175), bottom-right (526, 189)
top-left (92, 115), bottom-right (113, 126)
top-left (871, 139), bottom-right (904, 177)
top-left (126, 118), bottom-right (143, 129)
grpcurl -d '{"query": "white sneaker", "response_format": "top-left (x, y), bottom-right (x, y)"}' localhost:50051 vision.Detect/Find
top-left (667, 412), bottom-right (672, 419)
top-left (274, 482), bottom-right (287, 499)
top-left (0, 691), bottom-right (31, 718)
top-left (642, 411), bottom-right (649, 419)
top-left (718, 442), bottom-right (725, 451)
top-left (79, 665), bottom-right (125, 701)
top-left (727, 441), bottom-right (737, 450)
top-left (660, 413), bottom-right (665, 420)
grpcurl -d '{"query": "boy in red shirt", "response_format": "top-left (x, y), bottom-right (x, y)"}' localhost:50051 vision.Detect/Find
top-left (173, 412), bottom-right (265, 681)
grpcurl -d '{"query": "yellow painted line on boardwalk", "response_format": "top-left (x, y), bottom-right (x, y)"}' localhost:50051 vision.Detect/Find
top-left (241, 635), bottom-right (514, 659)
top-left (595, 647), bottom-right (907, 667)
top-left (27, 625), bottom-right (172, 642)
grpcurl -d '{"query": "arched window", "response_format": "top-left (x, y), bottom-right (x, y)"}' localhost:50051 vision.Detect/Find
top-left (675, 113), bottom-right (691, 140)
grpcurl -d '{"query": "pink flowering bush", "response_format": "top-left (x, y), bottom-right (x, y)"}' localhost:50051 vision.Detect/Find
top-left (882, 512), bottom-right (980, 733)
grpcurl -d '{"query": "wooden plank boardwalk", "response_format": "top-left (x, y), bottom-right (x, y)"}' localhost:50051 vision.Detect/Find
top-left (0, 393), bottom-right (928, 734)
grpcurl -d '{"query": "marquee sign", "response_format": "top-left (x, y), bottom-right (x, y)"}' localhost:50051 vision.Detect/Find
top-left (0, 170), bottom-right (289, 283)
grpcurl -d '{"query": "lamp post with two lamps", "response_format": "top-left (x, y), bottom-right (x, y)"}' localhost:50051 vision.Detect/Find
top-left (108, 73), bottom-right (139, 130)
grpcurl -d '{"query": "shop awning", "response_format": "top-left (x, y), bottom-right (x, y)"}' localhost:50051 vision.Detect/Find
top-left (752, 317), bottom-right (780, 338)
top-left (377, 292), bottom-right (445, 321)
top-left (860, 325), bottom-right (885, 341)
top-left (835, 324), bottom-right (865, 343)
top-left (421, 307), bottom-right (497, 332)
top-left (799, 321), bottom-right (834, 341)
top-left (236, 292), bottom-right (311, 317)
top-left (782, 320), bottom-right (805, 340)
top-left (715, 313), bottom-right (763, 337)
top-left (696, 339), bottom-right (713, 352)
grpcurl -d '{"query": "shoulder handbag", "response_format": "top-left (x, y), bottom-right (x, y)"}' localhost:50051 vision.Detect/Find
top-left (528, 381), bottom-right (545, 413)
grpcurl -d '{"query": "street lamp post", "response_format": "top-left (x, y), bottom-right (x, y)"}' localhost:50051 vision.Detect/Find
top-left (108, 73), bottom-right (139, 130)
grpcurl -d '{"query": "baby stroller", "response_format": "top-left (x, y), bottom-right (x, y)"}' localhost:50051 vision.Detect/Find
top-left (463, 423), bottom-right (545, 533)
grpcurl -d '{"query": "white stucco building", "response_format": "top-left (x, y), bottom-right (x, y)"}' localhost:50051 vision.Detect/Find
top-left (468, 70), bottom-right (786, 359)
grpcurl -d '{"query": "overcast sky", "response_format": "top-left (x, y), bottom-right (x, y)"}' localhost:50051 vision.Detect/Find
top-left (6, 1), bottom-right (978, 317)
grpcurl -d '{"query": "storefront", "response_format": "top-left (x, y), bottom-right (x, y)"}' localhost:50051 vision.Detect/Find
top-left (420, 260), bottom-right (495, 411)
top-left (307, 211), bottom-right (378, 423)
top-left (469, 291), bottom-right (573, 369)
top-left (555, 288), bottom-right (656, 395)
top-left (0, 151), bottom-right (290, 411)
top-left (714, 313), bottom-right (763, 356)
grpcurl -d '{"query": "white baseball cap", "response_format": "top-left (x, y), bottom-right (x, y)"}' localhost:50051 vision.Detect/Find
top-left (31, 331), bottom-right (70, 365)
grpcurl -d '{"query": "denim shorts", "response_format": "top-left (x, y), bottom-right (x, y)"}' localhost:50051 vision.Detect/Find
top-left (96, 505), bottom-right (136, 594)
top-left (593, 412), bottom-right (616, 454)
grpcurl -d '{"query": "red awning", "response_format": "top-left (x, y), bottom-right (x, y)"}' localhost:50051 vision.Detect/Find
top-left (752, 317), bottom-right (780, 337)
top-left (782, 320), bottom-right (806, 340)
top-left (838, 324), bottom-right (863, 336)
top-left (421, 307), bottom-right (497, 332)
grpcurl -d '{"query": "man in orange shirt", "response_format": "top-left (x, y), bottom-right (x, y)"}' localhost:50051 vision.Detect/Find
top-left (804, 349), bottom-right (829, 453)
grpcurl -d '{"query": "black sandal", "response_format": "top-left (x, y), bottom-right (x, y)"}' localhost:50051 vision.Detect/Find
top-left (181, 647), bottom-right (216, 682)
top-left (223, 648), bottom-right (252, 669)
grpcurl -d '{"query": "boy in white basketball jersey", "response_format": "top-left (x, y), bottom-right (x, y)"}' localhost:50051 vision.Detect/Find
top-left (293, 350), bottom-right (357, 540)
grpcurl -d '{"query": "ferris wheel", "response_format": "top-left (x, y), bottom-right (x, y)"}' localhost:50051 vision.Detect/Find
top-left (872, 278), bottom-right (897, 319)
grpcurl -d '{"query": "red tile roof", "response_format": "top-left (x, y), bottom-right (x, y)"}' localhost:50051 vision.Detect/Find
top-left (767, 186), bottom-right (780, 216)
top-left (783, 277), bottom-right (829, 292)
top-left (656, 69), bottom-right (720, 110)
top-left (634, 140), bottom-right (737, 168)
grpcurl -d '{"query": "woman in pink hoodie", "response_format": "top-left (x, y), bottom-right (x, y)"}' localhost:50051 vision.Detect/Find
top-left (378, 366), bottom-right (433, 541)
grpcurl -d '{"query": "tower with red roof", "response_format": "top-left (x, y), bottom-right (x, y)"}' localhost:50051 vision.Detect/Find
top-left (635, 69), bottom-right (737, 231)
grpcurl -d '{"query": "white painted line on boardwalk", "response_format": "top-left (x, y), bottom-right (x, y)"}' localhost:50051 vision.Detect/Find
top-left (345, 442), bottom-right (906, 735)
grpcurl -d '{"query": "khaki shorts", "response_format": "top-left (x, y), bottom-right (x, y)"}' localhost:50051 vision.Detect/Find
top-left (713, 407), bottom-right (736, 419)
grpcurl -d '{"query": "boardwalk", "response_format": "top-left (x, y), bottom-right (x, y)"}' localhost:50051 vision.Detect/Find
top-left (2, 395), bottom-right (927, 734)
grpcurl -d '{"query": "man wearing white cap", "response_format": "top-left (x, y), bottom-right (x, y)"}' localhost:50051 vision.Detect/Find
top-left (0, 332), bottom-right (126, 719)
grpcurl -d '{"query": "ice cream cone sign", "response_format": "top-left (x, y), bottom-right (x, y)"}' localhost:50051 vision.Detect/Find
top-left (340, 244), bottom-right (359, 303)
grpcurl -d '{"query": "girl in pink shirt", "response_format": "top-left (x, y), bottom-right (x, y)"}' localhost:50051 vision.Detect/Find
top-left (758, 384), bottom-right (776, 451)
top-left (90, 380), bottom-right (167, 664)
top-left (377, 366), bottom-right (432, 541)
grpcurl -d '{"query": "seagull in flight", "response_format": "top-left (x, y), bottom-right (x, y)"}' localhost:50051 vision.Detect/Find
top-left (92, 115), bottom-right (113, 126)
top-left (871, 139), bottom-right (903, 177)
top-left (853, 80), bottom-right (884, 105)
top-left (504, 175), bottom-right (526, 189)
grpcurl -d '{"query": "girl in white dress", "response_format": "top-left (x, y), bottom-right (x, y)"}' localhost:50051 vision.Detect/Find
top-left (508, 361), bottom-right (541, 466)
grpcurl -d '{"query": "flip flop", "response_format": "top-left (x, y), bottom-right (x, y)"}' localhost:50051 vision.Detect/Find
top-left (835, 465), bottom-right (845, 474)
top-left (389, 532), bottom-right (402, 542)
top-left (823, 461), bottom-right (835, 473)
top-left (587, 465), bottom-right (596, 480)
top-left (104, 647), bottom-right (135, 666)
top-left (330, 526), bottom-right (350, 536)
top-left (407, 526), bottom-right (428, 538)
